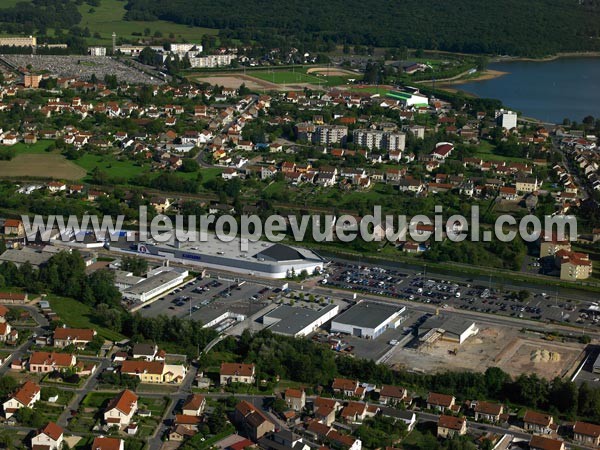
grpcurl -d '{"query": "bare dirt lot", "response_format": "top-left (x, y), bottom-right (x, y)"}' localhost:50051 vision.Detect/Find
top-left (194, 74), bottom-right (278, 90)
top-left (386, 325), bottom-right (585, 379)
top-left (0, 154), bottom-right (86, 180)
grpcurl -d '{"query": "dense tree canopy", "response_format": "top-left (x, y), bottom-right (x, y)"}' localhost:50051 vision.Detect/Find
top-left (123, 0), bottom-right (600, 57)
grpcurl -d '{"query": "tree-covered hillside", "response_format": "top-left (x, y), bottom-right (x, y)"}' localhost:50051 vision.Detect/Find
top-left (123, 0), bottom-right (600, 56)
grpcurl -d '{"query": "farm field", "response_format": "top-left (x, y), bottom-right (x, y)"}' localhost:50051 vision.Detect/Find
top-left (0, 153), bottom-right (86, 180)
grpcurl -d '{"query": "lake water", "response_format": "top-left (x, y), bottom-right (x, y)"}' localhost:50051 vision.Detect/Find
top-left (456, 57), bottom-right (600, 124)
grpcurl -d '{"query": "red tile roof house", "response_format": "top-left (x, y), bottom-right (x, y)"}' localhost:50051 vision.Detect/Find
top-left (103, 389), bottom-right (138, 427)
top-left (0, 292), bottom-right (27, 304)
top-left (0, 321), bottom-right (17, 345)
top-left (573, 421), bottom-right (600, 447)
top-left (234, 400), bottom-right (275, 441)
top-left (473, 401), bottom-right (504, 422)
top-left (220, 363), bottom-right (256, 385)
top-left (31, 422), bottom-right (64, 450)
top-left (523, 410), bottom-right (555, 434)
top-left (284, 388), bottom-right (306, 412)
top-left (529, 435), bottom-right (565, 450)
top-left (426, 392), bottom-right (456, 412)
top-left (53, 327), bottom-right (96, 349)
top-left (331, 378), bottom-right (365, 399)
top-left (91, 437), bottom-right (124, 450)
top-left (437, 415), bottom-right (467, 438)
top-left (28, 352), bottom-right (76, 373)
top-left (378, 385), bottom-right (407, 405)
top-left (313, 397), bottom-right (340, 426)
top-left (182, 394), bottom-right (206, 417)
top-left (2, 380), bottom-right (40, 418)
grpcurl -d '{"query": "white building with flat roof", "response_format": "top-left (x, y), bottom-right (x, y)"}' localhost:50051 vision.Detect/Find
top-left (331, 301), bottom-right (405, 339)
top-left (263, 304), bottom-right (339, 337)
top-left (122, 266), bottom-right (188, 302)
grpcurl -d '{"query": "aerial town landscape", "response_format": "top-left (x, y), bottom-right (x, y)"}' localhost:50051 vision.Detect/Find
top-left (1, 1), bottom-right (600, 450)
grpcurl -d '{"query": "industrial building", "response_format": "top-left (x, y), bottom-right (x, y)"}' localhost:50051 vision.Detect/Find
top-left (262, 304), bottom-right (340, 337)
top-left (128, 235), bottom-right (326, 279)
top-left (122, 266), bottom-right (188, 302)
top-left (418, 315), bottom-right (479, 345)
top-left (330, 301), bottom-right (406, 339)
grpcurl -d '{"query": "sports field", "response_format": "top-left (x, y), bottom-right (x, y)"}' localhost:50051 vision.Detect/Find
top-left (250, 69), bottom-right (357, 87)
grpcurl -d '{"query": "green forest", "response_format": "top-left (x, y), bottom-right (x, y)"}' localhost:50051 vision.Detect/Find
top-left (123, 0), bottom-right (600, 56)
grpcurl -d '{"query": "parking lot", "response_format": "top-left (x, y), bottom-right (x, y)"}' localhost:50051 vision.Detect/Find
top-left (138, 277), bottom-right (276, 332)
top-left (323, 262), bottom-right (590, 328)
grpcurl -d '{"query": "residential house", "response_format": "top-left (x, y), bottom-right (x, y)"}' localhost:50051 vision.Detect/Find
top-left (29, 352), bottom-right (76, 373)
top-left (313, 397), bottom-right (340, 426)
top-left (523, 410), bottom-right (554, 434)
top-left (573, 421), bottom-right (600, 447)
top-left (120, 360), bottom-right (186, 384)
top-left (0, 321), bottom-right (17, 344)
top-left (91, 437), bottom-right (124, 450)
top-left (53, 327), bottom-right (96, 349)
top-left (182, 394), bottom-right (206, 417)
top-left (515, 177), bottom-right (540, 193)
top-left (234, 400), bottom-right (275, 442)
top-left (379, 385), bottom-right (407, 405)
top-left (473, 401), bottom-right (504, 423)
top-left (3, 219), bottom-right (24, 237)
top-left (104, 389), bottom-right (138, 428)
top-left (437, 415), bottom-right (467, 438)
top-left (332, 378), bottom-right (365, 399)
top-left (31, 422), bottom-right (64, 450)
top-left (220, 363), bottom-right (256, 385)
top-left (284, 388), bottom-right (306, 412)
top-left (426, 393), bottom-right (456, 412)
top-left (131, 343), bottom-right (158, 361)
top-left (529, 435), bottom-right (565, 450)
top-left (3, 381), bottom-right (40, 418)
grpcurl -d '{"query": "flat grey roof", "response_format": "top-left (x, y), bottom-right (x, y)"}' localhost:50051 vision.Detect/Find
top-left (593, 352), bottom-right (600, 368)
top-left (264, 304), bottom-right (338, 335)
top-left (124, 270), bottom-right (182, 296)
top-left (332, 301), bottom-right (404, 329)
top-left (420, 315), bottom-right (474, 336)
top-left (0, 248), bottom-right (53, 267)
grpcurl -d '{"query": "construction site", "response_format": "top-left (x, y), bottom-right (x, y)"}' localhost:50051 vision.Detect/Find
top-left (386, 322), bottom-right (586, 379)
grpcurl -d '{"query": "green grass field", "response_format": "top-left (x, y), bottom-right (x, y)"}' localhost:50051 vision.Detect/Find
top-left (75, 153), bottom-right (149, 180)
top-left (74, 153), bottom-right (222, 185)
top-left (77, 0), bottom-right (218, 45)
top-left (11, 140), bottom-right (55, 154)
top-left (48, 295), bottom-right (126, 342)
top-left (470, 140), bottom-right (528, 163)
top-left (82, 392), bottom-right (114, 408)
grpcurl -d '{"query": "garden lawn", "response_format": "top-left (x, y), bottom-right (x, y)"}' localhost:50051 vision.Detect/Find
top-left (48, 295), bottom-right (126, 342)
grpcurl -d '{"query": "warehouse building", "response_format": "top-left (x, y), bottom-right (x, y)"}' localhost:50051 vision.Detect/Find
top-left (330, 301), bottom-right (406, 339)
top-left (262, 304), bottom-right (340, 337)
top-left (418, 315), bottom-right (478, 345)
top-left (122, 266), bottom-right (188, 302)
